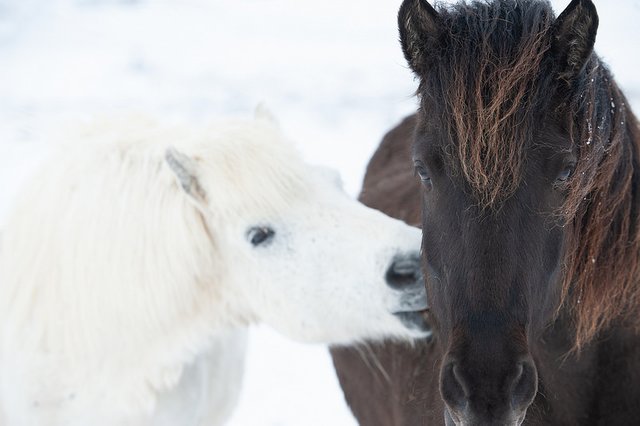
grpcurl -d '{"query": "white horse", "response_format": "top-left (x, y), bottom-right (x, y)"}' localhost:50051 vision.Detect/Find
top-left (0, 108), bottom-right (429, 426)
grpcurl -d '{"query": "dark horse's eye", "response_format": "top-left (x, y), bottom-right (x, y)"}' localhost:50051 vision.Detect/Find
top-left (415, 163), bottom-right (433, 190)
top-left (247, 226), bottom-right (275, 247)
top-left (556, 163), bottom-right (576, 184)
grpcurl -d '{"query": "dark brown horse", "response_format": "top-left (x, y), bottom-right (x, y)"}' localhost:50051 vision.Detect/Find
top-left (332, 0), bottom-right (640, 424)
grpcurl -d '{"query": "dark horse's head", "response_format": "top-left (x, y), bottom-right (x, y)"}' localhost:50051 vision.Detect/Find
top-left (399, 0), bottom-right (640, 424)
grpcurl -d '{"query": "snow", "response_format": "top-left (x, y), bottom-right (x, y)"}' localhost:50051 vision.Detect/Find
top-left (0, 1), bottom-right (638, 425)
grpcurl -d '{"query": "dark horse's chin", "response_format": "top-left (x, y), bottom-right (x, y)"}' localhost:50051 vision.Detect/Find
top-left (393, 310), bottom-right (432, 336)
top-left (444, 407), bottom-right (527, 426)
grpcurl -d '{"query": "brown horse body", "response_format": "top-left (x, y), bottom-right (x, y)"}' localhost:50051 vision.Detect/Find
top-left (332, 115), bottom-right (640, 425)
top-left (333, 0), bottom-right (640, 423)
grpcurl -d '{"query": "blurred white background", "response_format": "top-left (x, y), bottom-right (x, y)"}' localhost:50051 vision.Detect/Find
top-left (0, 0), bottom-right (638, 424)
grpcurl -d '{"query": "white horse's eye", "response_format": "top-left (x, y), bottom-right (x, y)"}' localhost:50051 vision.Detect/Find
top-left (247, 226), bottom-right (275, 247)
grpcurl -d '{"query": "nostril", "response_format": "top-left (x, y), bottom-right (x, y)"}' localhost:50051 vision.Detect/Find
top-left (391, 258), bottom-right (418, 275)
top-left (441, 362), bottom-right (468, 411)
top-left (386, 254), bottom-right (421, 289)
top-left (511, 358), bottom-right (538, 410)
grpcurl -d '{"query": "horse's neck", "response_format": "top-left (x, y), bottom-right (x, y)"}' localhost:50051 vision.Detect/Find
top-left (534, 312), bottom-right (640, 424)
top-left (590, 326), bottom-right (640, 423)
top-left (528, 316), bottom-right (596, 423)
top-left (1, 329), bottom-right (248, 426)
top-left (151, 329), bottom-right (248, 426)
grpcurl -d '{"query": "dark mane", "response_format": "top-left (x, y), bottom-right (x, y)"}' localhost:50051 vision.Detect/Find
top-left (417, 0), bottom-right (556, 207)
top-left (563, 62), bottom-right (640, 348)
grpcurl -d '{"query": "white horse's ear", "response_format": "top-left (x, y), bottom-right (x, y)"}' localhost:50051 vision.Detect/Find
top-left (165, 147), bottom-right (207, 206)
top-left (254, 103), bottom-right (279, 127)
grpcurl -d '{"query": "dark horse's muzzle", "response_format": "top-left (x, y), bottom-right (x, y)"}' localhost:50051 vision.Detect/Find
top-left (441, 335), bottom-right (538, 426)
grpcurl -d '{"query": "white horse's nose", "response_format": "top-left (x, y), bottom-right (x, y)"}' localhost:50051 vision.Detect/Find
top-left (385, 253), bottom-right (430, 335)
top-left (385, 253), bottom-right (422, 289)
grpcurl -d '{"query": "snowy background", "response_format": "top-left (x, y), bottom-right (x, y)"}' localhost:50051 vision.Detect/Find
top-left (0, 0), bottom-right (638, 424)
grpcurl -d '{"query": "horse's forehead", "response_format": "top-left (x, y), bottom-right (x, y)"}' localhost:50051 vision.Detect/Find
top-left (416, 2), bottom-right (560, 208)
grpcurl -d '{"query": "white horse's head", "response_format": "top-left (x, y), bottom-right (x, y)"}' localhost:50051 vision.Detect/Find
top-left (164, 108), bottom-right (429, 344)
top-left (0, 109), bottom-right (429, 424)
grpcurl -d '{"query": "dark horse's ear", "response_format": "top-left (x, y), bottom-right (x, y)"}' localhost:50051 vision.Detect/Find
top-left (398, 0), bottom-right (441, 76)
top-left (552, 0), bottom-right (598, 81)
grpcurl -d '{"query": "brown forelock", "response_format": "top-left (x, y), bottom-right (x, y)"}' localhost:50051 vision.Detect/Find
top-left (420, 1), bottom-right (554, 208)
top-left (560, 62), bottom-right (640, 349)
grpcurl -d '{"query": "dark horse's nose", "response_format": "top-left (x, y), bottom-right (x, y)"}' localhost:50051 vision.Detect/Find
top-left (385, 253), bottom-right (421, 289)
top-left (441, 355), bottom-right (538, 425)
